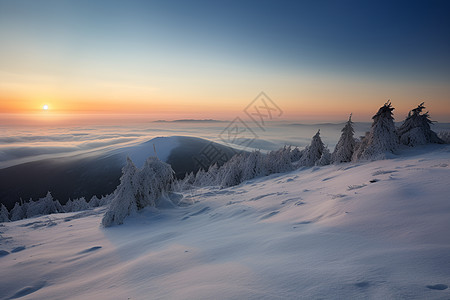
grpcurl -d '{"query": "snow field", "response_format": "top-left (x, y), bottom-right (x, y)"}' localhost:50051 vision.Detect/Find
top-left (1, 144), bottom-right (450, 299)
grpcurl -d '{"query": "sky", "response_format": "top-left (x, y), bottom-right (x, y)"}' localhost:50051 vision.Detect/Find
top-left (1, 0), bottom-right (450, 122)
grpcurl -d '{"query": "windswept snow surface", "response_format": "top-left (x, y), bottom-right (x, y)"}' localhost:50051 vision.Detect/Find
top-left (1, 145), bottom-right (450, 299)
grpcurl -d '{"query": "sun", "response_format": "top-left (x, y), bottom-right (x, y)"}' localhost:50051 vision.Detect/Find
top-left (43, 105), bottom-right (49, 110)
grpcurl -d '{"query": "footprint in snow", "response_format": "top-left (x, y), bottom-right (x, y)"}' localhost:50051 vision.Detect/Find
top-left (260, 211), bottom-right (279, 220)
top-left (331, 194), bottom-right (347, 199)
top-left (347, 184), bottom-right (367, 191)
top-left (426, 284), bottom-right (448, 290)
top-left (354, 281), bottom-right (370, 288)
top-left (11, 246), bottom-right (26, 253)
top-left (7, 281), bottom-right (46, 299)
top-left (182, 207), bottom-right (211, 220)
top-left (372, 170), bottom-right (397, 176)
top-left (78, 246), bottom-right (102, 254)
top-left (281, 197), bottom-right (303, 205)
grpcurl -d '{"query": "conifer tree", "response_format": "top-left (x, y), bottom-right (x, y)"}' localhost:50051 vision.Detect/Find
top-left (0, 204), bottom-right (9, 222)
top-left (102, 157), bottom-right (139, 226)
top-left (10, 202), bottom-right (25, 221)
top-left (353, 101), bottom-right (399, 160)
top-left (398, 102), bottom-right (444, 146)
top-left (299, 130), bottom-right (330, 166)
top-left (332, 114), bottom-right (356, 163)
top-left (102, 156), bottom-right (174, 227)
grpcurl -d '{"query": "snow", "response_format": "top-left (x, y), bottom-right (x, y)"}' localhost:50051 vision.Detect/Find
top-left (111, 136), bottom-right (180, 167)
top-left (1, 144), bottom-right (450, 299)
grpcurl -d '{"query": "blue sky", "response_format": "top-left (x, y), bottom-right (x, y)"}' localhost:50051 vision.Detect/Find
top-left (1, 0), bottom-right (449, 120)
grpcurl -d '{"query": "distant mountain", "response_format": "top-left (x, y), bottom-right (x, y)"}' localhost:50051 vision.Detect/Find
top-left (0, 136), bottom-right (237, 209)
top-left (153, 119), bottom-right (227, 123)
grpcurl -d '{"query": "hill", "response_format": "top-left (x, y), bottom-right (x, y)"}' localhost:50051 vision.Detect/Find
top-left (0, 144), bottom-right (449, 299)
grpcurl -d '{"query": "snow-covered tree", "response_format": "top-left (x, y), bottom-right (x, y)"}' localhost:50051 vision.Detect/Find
top-left (71, 197), bottom-right (90, 211)
top-left (299, 130), bottom-right (330, 167)
top-left (353, 101), bottom-right (399, 161)
top-left (88, 195), bottom-right (101, 208)
top-left (193, 169), bottom-right (207, 186)
top-left (102, 156), bottom-right (174, 227)
top-left (219, 154), bottom-right (244, 188)
top-left (136, 157), bottom-right (175, 209)
top-left (0, 204), bottom-right (9, 222)
top-left (241, 151), bottom-right (265, 181)
top-left (438, 131), bottom-right (450, 144)
top-left (264, 146), bottom-right (294, 174)
top-left (397, 102), bottom-right (444, 146)
top-left (316, 148), bottom-right (332, 166)
top-left (203, 163), bottom-right (219, 186)
top-left (290, 147), bottom-right (303, 162)
top-left (102, 157), bottom-right (139, 227)
top-left (26, 192), bottom-right (62, 218)
top-left (332, 114), bottom-right (356, 163)
top-left (10, 202), bottom-right (25, 221)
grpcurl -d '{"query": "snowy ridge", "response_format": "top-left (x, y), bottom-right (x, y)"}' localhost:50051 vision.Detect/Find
top-left (0, 145), bottom-right (450, 299)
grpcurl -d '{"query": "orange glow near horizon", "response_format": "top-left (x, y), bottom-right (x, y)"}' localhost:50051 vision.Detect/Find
top-left (1, 71), bottom-right (450, 124)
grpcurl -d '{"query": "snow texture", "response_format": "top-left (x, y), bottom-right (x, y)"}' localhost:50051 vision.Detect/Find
top-left (1, 144), bottom-right (449, 299)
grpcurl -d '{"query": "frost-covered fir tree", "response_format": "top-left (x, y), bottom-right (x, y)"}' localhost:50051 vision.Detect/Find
top-left (219, 154), bottom-right (244, 188)
top-left (316, 147), bottom-right (331, 166)
top-left (102, 156), bottom-right (174, 227)
top-left (353, 101), bottom-right (399, 161)
top-left (88, 195), bottom-right (102, 208)
top-left (102, 157), bottom-right (139, 226)
top-left (203, 163), bottom-right (219, 186)
top-left (299, 130), bottom-right (331, 167)
top-left (241, 151), bottom-right (265, 181)
top-left (264, 146), bottom-right (294, 173)
top-left (332, 114), bottom-right (356, 163)
top-left (397, 102), bottom-right (444, 146)
top-left (71, 197), bottom-right (90, 211)
top-left (290, 147), bottom-right (303, 162)
top-left (136, 157), bottom-right (175, 209)
top-left (193, 169), bottom-right (207, 187)
top-left (0, 204), bottom-right (9, 222)
top-left (10, 202), bottom-right (25, 221)
top-left (26, 192), bottom-right (62, 218)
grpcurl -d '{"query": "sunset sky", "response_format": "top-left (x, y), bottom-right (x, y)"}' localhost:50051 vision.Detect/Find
top-left (1, 0), bottom-right (449, 122)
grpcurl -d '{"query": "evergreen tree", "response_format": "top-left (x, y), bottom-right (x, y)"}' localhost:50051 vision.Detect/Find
top-left (10, 202), bottom-right (25, 221)
top-left (0, 204), bottom-right (9, 222)
top-left (193, 169), bottom-right (207, 187)
top-left (353, 101), bottom-right (399, 161)
top-left (265, 146), bottom-right (294, 173)
top-left (26, 191), bottom-right (61, 218)
top-left (241, 151), bottom-right (265, 181)
top-left (332, 114), bottom-right (356, 163)
top-left (316, 147), bottom-right (332, 166)
top-left (136, 157), bottom-right (175, 209)
top-left (398, 102), bottom-right (444, 146)
top-left (299, 130), bottom-right (329, 166)
top-left (89, 195), bottom-right (102, 208)
top-left (102, 156), bottom-right (174, 227)
top-left (220, 154), bottom-right (244, 188)
top-left (203, 163), bottom-right (219, 186)
top-left (102, 157), bottom-right (139, 227)
top-left (71, 197), bottom-right (90, 211)
top-left (289, 147), bottom-right (303, 162)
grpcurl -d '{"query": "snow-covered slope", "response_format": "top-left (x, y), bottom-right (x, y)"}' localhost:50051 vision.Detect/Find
top-left (1, 145), bottom-right (450, 299)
